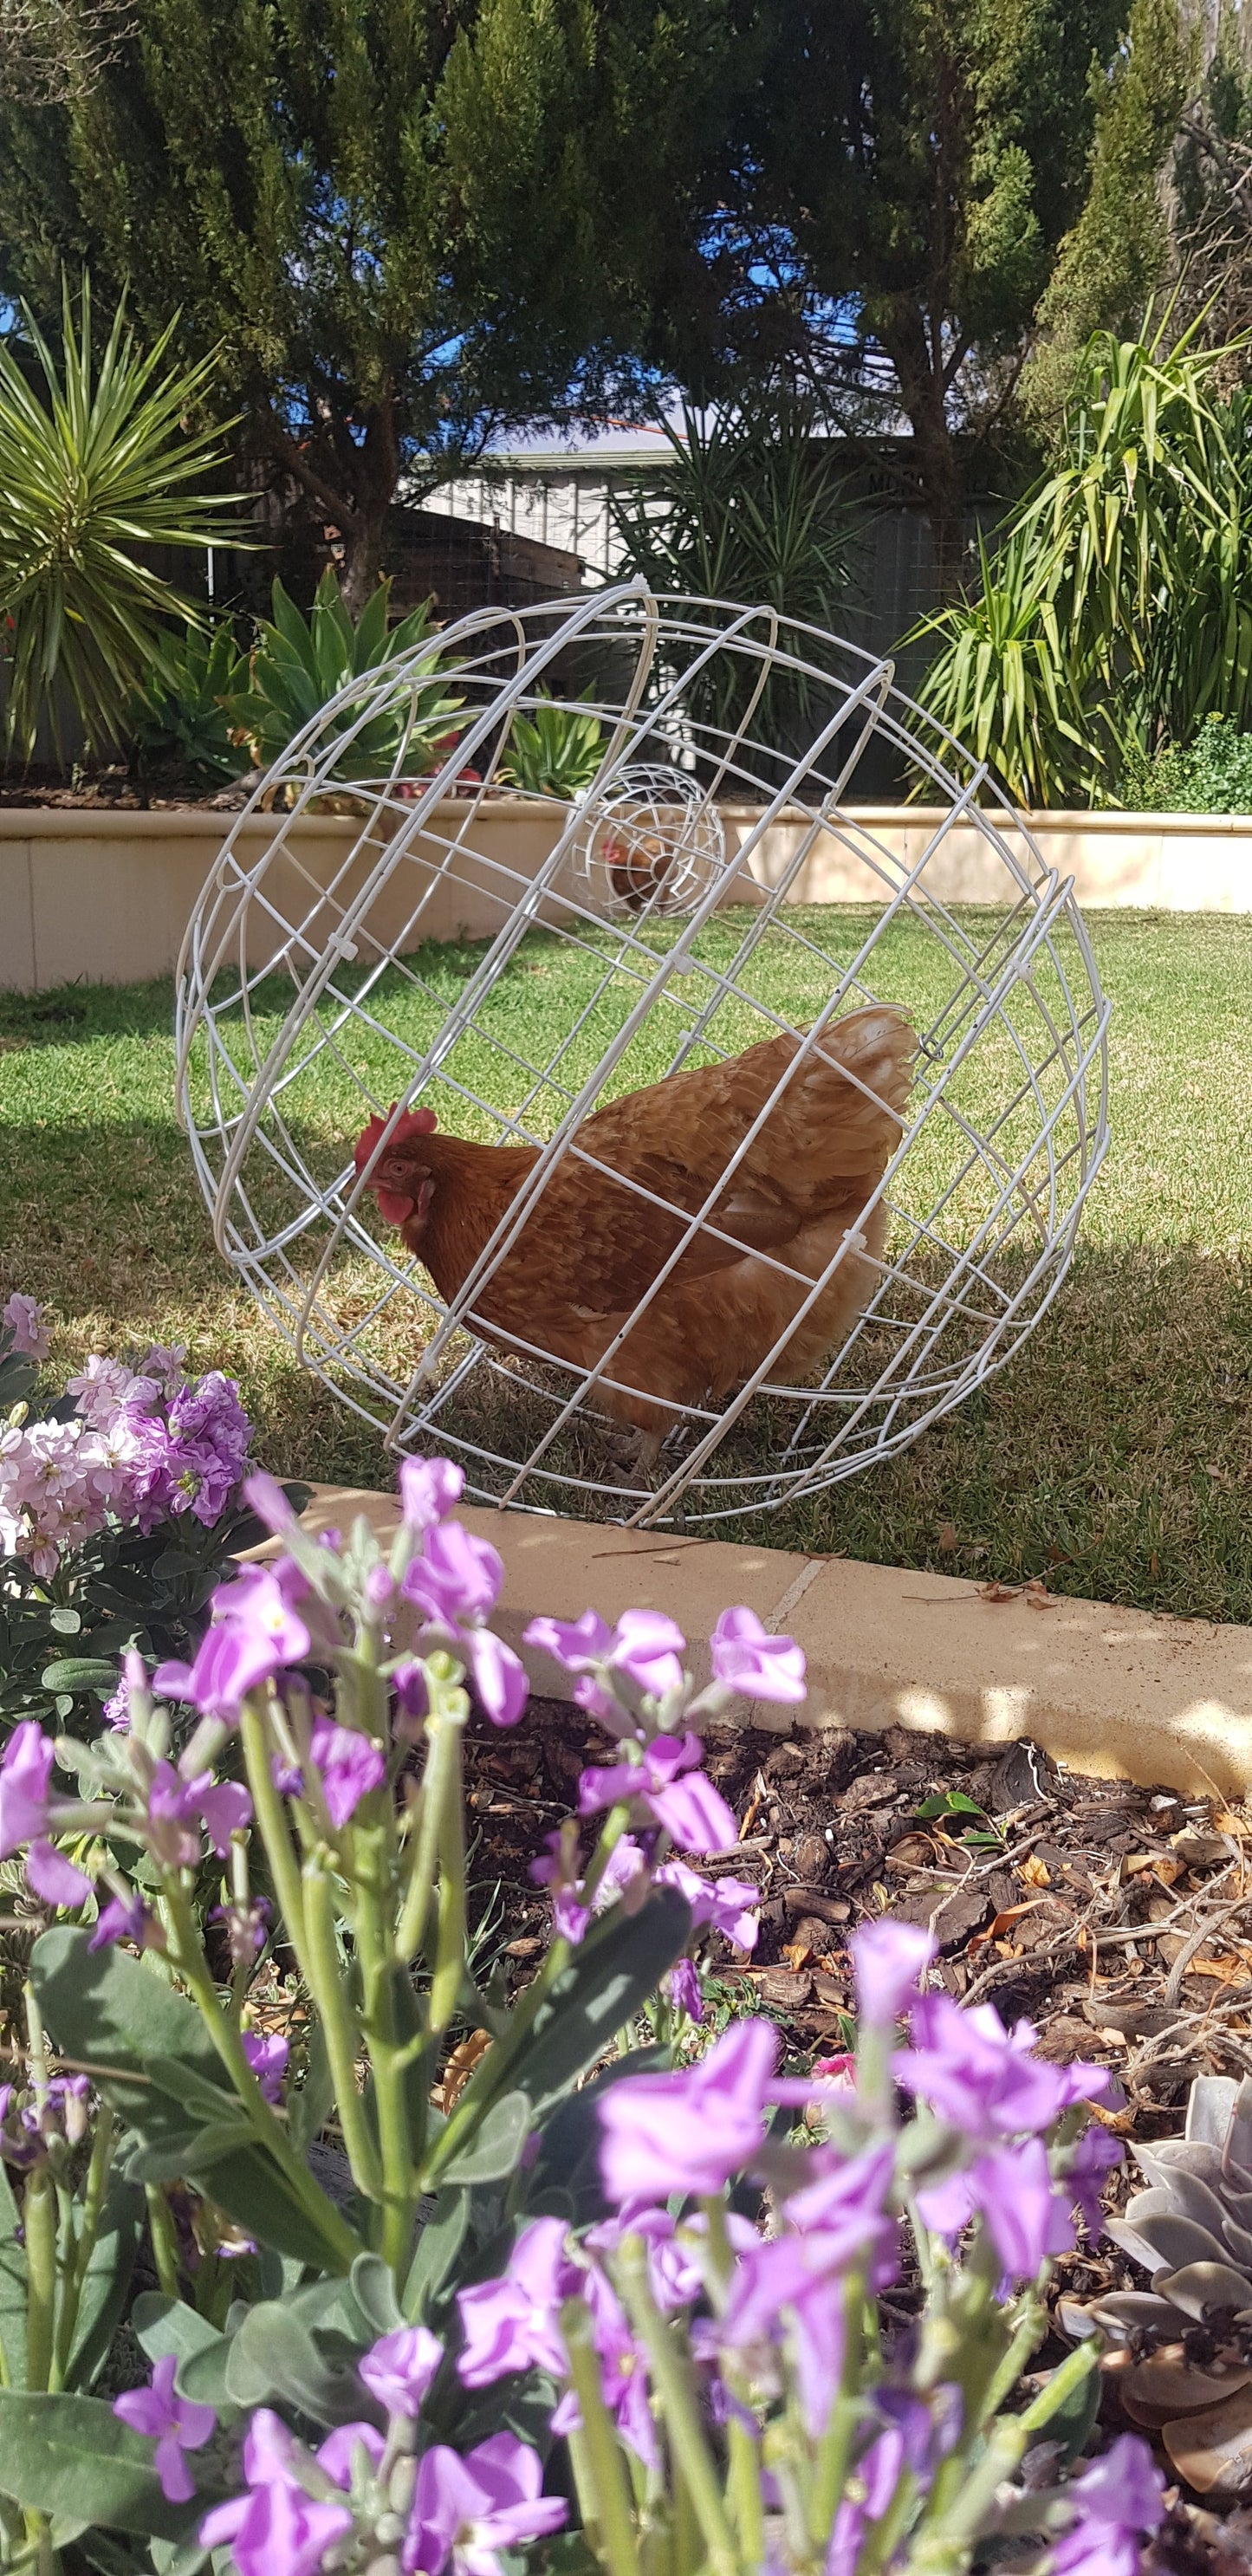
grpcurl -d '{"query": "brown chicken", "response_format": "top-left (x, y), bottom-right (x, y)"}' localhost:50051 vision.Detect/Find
top-left (354, 1004), bottom-right (915, 1479)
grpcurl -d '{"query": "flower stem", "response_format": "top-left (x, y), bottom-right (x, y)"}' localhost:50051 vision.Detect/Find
top-left (146, 2184), bottom-right (181, 2302)
top-left (50, 2106), bottom-right (114, 2391)
top-left (239, 1697), bottom-right (308, 1950)
top-left (561, 2299), bottom-right (641, 2576)
top-left (301, 1859), bottom-right (384, 2205)
top-left (162, 1877), bottom-right (363, 2268)
top-left (615, 2235), bottom-right (739, 2576)
top-left (354, 1823), bottom-right (417, 2271)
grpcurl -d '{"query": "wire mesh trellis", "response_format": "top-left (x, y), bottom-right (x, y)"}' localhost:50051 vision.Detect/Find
top-left (175, 580), bottom-right (1110, 1530)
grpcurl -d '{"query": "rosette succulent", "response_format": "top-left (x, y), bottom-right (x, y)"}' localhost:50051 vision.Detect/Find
top-left (1063, 2073), bottom-right (1252, 2492)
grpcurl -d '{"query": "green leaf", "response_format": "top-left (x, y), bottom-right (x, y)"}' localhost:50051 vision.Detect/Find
top-left (403, 2190), bottom-right (469, 2323)
top-left (347, 2253), bottom-right (402, 2338)
top-left (0, 2390), bottom-right (204, 2538)
top-left (30, 1930), bottom-right (355, 2272)
top-left (221, 2300), bottom-right (374, 2426)
top-left (40, 1658), bottom-right (120, 1693)
top-left (437, 2091), bottom-right (531, 2187)
top-left (131, 2293), bottom-right (224, 2378)
top-left (502, 1888), bottom-right (692, 2119)
top-left (0, 2161), bottom-right (28, 2391)
top-left (65, 2173), bottom-right (144, 2390)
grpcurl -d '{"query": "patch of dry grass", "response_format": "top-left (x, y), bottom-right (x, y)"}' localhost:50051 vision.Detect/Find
top-left (3, 907), bottom-right (1251, 1619)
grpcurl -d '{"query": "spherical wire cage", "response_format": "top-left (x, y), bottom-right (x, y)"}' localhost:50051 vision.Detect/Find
top-left (175, 580), bottom-right (1110, 1531)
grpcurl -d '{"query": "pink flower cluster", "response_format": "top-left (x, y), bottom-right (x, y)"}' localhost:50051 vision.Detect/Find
top-left (0, 1303), bottom-right (251, 1578)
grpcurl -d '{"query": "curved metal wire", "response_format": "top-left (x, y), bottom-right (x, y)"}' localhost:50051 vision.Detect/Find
top-left (175, 584), bottom-right (1111, 1528)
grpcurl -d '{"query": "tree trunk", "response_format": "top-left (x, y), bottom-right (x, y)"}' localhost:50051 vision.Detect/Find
top-left (879, 314), bottom-right (969, 604)
top-left (337, 506), bottom-right (392, 616)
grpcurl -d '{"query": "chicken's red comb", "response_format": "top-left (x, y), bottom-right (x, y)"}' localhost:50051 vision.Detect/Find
top-left (354, 1101), bottom-right (438, 1174)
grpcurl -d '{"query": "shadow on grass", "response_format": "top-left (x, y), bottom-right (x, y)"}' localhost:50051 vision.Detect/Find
top-left (4, 1103), bottom-right (1252, 1625)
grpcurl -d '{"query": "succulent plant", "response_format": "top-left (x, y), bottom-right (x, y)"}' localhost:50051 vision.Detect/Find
top-left (1062, 2074), bottom-right (1252, 2496)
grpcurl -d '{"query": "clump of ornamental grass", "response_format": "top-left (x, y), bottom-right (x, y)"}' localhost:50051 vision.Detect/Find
top-left (0, 1431), bottom-right (1162, 2576)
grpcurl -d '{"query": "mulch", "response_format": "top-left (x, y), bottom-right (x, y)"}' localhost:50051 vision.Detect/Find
top-left (464, 1697), bottom-right (1252, 2560)
top-left (466, 1697), bottom-right (1252, 2102)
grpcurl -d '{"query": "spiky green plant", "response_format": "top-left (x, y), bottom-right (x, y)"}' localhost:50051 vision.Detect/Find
top-left (610, 397), bottom-right (856, 762)
top-left (128, 620), bottom-right (247, 788)
top-left (499, 691), bottom-right (605, 798)
top-left (0, 276), bottom-right (240, 761)
top-left (918, 314), bottom-right (1252, 806)
top-left (228, 569), bottom-right (464, 784)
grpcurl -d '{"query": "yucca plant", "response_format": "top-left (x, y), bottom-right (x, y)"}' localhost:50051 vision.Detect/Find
top-left (499, 689), bottom-right (605, 797)
top-left (918, 312), bottom-right (1252, 806)
top-left (228, 568), bottom-right (464, 786)
top-left (0, 276), bottom-right (240, 761)
top-left (128, 621), bottom-right (248, 789)
top-left (611, 395), bottom-right (856, 763)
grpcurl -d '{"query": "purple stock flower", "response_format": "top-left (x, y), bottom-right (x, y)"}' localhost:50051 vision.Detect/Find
top-left (309, 1720), bottom-right (386, 1827)
top-left (599, 2018), bottom-right (779, 2203)
top-left (523, 1606), bottom-right (686, 1724)
top-left (404, 2433), bottom-right (568, 2576)
top-left (897, 1995), bottom-right (1109, 2140)
top-left (211, 1896), bottom-right (272, 1966)
top-left (402, 1523), bottom-right (527, 1729)
top-left (1067, 2121), bottom-right (1124, 2235)
top-left (853, 1919), bottom-right (937, 2028)
top-left (404, 1522), bottom-right (503, 1627)
top-left (3, 1294), bottom-right (49, 1360)
top-left (144, 1372), bottom-right (252, 1528)
top-left (665, 1956), bottom-right (704, 2022)
top-left (530, 1829), bottom-right (646, 1944)
top-left (241, 1471), bottom-right (299, 1539)
top-left (457, 2216), bottom-right (574, 2385)
top-left (718, 2146), bottom-right (898, 2435)
top-left (146, 1762), bottom-right (252, 1868)
top-left (359, 2324), bottom-right (443, 2417)
top-left (242, 2031), bottom-right (289, 2105)
top-left (654, 1856), bottom-right (759, 1951)
top-left (316, 2421), bottom-right (386, 2487)
top-left (155, 1561), bottom-right (310, 1723)
top-left (200, 2411), bottom-right (352, 2576)
top-left (114, 2355), bottom-right (216, 2504)
top-left (710, 1606), bottom-right (806, 1703)
top-left (0, 1721), bottom-right (54, 1858)
top-left (89, 1890), bottom-right (159, 1952)
top-left (1051, 2436), bottom-right (1166, 2576)
top-left (399, 1457), bottom-right (465, 1532)
top-left (578, 1733), bottom-right (736, 1854)
top-left (25, 1840), bottom-right (93, 1909)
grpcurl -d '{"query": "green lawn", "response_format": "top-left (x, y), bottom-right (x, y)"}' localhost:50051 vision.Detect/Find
top-left (3, 905), bottom-right (1252, 1620)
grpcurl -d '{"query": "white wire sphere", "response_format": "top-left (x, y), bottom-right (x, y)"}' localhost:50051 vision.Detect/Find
top-left (576, 762), bottom-right (727, 920)
top-left (175, 581), bottom-right (1110, 1529)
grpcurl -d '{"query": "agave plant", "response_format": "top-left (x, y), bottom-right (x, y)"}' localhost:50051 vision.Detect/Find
top-left (0, 275), bottom-right (240, 761)
top-left (228, 567), bottom-right (464, 787)
top-left (499, 689), bottom-right (605, 797)
top-left (1063, 2074), bottom-right (1252, 2492)
top-left (128, 620), bottom-right (247, 788)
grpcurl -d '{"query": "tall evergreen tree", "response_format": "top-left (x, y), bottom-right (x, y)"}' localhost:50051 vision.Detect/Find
top-left (0, 0), bottom-right (735, 603)
top-left (666, 0), bottom-right (1149, 594)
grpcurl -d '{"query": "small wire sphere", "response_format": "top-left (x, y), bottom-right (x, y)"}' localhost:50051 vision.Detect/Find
top-left (175, 581), bottom-right (1110, 1530)
top-left (575, 762), bottom-right (727, 918)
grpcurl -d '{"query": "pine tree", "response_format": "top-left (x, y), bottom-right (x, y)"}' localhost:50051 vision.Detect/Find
top-left (0, 0), bottom-right (733, 604)
top-left (669, 0), bottom-right (1153, 595)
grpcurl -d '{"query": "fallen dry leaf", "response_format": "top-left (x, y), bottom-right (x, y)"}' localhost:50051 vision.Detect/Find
top-left (782, 1938), bottom-right (814, 1971)
top-left (1022, 1579), bottom-right (1056, 1610)
top-left (432, 2028), bottom-right (492, 2114)
top-left (968, 1899), bottom-right (1048, 1954)
top-left (937, 1522), bottom-right (958, 1551)
top-left (885, 1833), bottom-right (938, 1872)
top-left (1121, 1851), bottom-right (1182, 1885)
top-left (1019, 1853), bottom-right (1052, 1888)
top-left (979, 1580), bottom-right (1021, 1603)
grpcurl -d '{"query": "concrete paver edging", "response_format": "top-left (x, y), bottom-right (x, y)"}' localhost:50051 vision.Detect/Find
top-left (283, 1486), bottom-right (1252, 1800)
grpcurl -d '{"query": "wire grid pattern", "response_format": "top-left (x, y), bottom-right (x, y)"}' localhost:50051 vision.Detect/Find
top-left (175, 582), bottom-right (1110, 1529)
